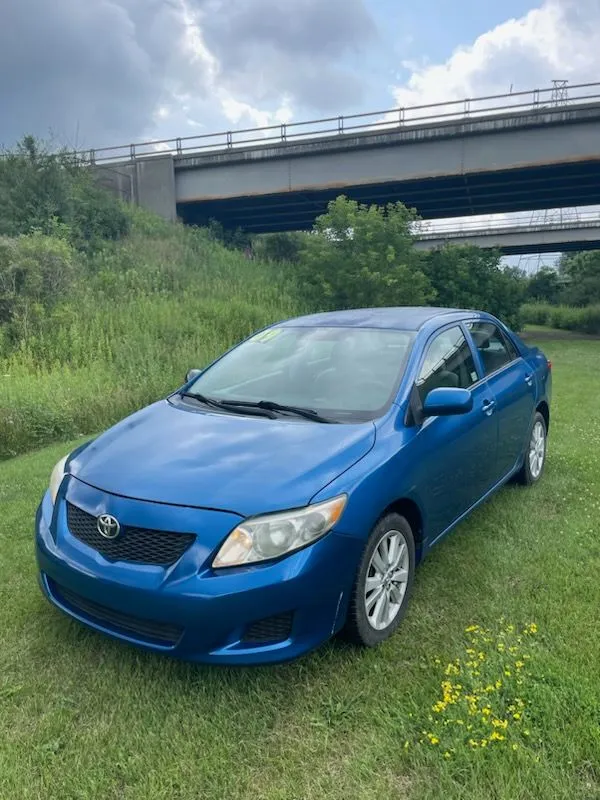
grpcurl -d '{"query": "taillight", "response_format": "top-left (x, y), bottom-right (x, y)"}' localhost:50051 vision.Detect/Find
top-left (547, 360), bottom-right (552, 370)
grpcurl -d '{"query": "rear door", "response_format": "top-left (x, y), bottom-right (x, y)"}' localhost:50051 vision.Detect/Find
top-left (466, 321), bottom-right (536, 480)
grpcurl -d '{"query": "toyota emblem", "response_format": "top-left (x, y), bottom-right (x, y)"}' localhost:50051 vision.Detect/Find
top-left (97, 514), bottom-right (121, 540)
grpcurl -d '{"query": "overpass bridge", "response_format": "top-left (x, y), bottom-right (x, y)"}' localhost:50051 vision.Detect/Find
top-left (414, 210), bottom-right (600, 255)
top-left (92, 83), bottom-right (600, 234)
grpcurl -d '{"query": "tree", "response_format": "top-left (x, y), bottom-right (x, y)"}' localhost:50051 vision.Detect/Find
top-left (526, 266), bottom-right (561, 304)
top-left (253, 231), bottom-right (306, 263)
top-left (422, 245), bottom-right (526, 329)
top-left (0, 136), bottom-right (130, 251)
top-left (558, 251), bottom-right (600, 306)
top-left (295, 196), bottom-right (434, 310)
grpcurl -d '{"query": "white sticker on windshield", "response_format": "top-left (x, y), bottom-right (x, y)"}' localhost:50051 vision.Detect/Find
top-left (252, 328), bottom-right (282, 343)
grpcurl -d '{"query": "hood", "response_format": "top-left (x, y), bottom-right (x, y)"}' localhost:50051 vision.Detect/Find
top-left (69, 400), bottom-right (376, 516)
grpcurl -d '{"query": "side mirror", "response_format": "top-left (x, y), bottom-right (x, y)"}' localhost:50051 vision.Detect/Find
top-left (185, 368), bottom-right (202, 383)
top-left (423, 387), bottom-right (473, 417)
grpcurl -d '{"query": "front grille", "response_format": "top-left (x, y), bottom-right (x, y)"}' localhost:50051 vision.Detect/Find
top-left (49, 579), bottom-right (183, 646)
top-left (66, 502), bottom-right (195, 566)
top-left (242, 612), bottom-right (293, 644)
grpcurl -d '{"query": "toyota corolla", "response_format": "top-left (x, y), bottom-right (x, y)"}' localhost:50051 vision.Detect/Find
top-left (35, 307), bottom-right (551, 664)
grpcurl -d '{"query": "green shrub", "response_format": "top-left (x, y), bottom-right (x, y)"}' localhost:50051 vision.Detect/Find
top-left (521, 303), bottom-right (551, 326)
top-left (0, 232), bottom-right (78, 345)
top-left (521, 303), bottom-right (600, 335)
top-left (0, 136), bottom-right (130, 251)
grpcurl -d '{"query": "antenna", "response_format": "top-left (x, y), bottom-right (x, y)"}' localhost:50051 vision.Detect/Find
top-left (551, 79), bottom-right (569, 106)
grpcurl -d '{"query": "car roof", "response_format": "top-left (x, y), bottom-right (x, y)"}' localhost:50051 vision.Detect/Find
top-left (279, 307), bottom-right (478, 332)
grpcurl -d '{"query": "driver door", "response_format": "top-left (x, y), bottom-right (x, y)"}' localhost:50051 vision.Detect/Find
top-left (410, 324), bottom-right (499, 539)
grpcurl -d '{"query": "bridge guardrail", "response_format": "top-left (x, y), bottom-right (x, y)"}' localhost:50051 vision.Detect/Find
top-left (415, 209), bottom-right (600, 239)
top-left (63, 82), bottom-right (600, 165)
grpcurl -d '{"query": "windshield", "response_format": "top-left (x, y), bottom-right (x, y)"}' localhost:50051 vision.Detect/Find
top-left (187, 326), bottom-right (416, 422)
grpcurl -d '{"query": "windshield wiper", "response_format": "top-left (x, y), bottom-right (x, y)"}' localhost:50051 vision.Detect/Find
top-left (178, 392), bottom-right (276, 419)
top-left (220, 400), bottom-right (335, 423)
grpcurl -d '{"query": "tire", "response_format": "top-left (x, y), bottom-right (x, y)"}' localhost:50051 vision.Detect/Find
top-left (515, 411), bottom-right (547, 486)
top-left (342, 513), bottom-right (416, 647)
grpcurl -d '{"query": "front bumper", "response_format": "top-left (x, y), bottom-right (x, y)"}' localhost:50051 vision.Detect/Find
top-left (35, 479), bottom-right (362, 664)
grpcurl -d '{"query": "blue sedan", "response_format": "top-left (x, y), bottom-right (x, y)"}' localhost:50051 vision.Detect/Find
top-left (35, 307), bottom-right (551, 664)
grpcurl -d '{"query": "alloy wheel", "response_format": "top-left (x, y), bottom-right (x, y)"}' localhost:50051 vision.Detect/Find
top-left (364, 530), bottom-right (410, 631)
top-left (529, 420), bottom-right (546, 479)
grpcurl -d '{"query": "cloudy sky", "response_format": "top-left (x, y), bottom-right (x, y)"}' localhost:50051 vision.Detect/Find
top-left (1, 0), bottom-right (598, 151)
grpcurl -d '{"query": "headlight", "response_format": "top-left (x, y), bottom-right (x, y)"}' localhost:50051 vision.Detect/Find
top-left (49, 456), bottom-right (69, 504)
top-left (213, 495), bottom-right (347, 568)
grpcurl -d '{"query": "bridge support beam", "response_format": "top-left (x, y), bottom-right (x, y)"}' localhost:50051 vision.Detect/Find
top-left (94, 156), bottom-right (177, 221)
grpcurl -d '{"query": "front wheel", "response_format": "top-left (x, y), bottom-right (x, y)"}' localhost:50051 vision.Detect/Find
top-left (342, 513), bottom-right (415, 647)
top-left (516, 411), bottom-right (547, 486)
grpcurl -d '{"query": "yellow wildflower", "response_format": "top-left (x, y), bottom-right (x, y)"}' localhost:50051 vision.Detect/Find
top-left (469, 739), bottom-right (479, 748)
top-left (465, 625), bottom-right (479, 632)
top-left (512, 743), bottom-right (519, 751)
top-left (515, 661), bottom-right (525, 669)
top-left (513, 713), bottom-right (521, 720)
top-left (444, 751), bottom-right (452, 759)
top-left (492, 718), bottom-right (508, 729)
top-left (489, 731), bottom-right (505, 742)
top-left (482, 707), bottom-right (492, 717)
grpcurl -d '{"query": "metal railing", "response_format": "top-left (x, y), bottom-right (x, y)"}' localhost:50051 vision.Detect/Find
top-left (77, 81), bottom-right (600, 165)
top-left (415, 209), bottom-right (600, 239)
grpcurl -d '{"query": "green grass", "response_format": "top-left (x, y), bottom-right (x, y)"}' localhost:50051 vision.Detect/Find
top-left (1, 336), bottom-right (599, 799)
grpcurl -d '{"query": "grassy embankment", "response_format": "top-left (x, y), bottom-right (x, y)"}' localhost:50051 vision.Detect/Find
top-left (0, 212), bottom-right (301, 459)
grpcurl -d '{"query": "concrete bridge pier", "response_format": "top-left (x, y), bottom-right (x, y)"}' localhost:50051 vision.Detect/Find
top-left (94, 156), bottom-right (177, 221)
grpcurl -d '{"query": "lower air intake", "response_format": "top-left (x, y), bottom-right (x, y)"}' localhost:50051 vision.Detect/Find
top-left (48, 578), bottom-right (184, 647)
top-left (242, 612), bottom-right (294, 644)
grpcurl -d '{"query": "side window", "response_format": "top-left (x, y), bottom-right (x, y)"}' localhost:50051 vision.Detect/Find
top-left (467, 322), bottom-right (518, 376)
top-left (416, 326), bottom-right (478, 403)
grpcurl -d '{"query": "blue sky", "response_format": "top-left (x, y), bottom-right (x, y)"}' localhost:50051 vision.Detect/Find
top-left (369, 0), bottom-right (535, 89)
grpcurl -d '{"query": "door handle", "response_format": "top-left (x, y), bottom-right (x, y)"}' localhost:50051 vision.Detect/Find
top-left (482, 399), bottom-right (496, 416)
top-left (524, 373), bottom-right (534, 386)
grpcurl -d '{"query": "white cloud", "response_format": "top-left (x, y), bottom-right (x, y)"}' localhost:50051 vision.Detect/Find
top-left (392, 0), bottom-right (600, 110)
top-left (166, 1), bottom-right (296, 139)
top-left (218, 92), bottom-right (293, 129)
